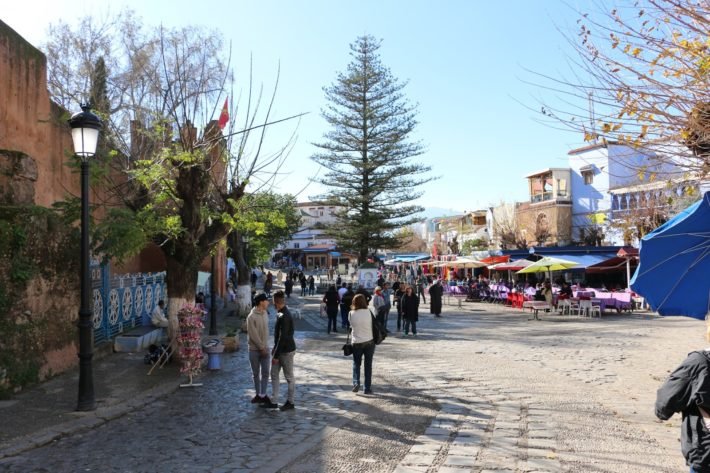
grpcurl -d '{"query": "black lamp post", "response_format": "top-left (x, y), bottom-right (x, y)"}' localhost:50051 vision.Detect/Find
top-left (69, 104), bottom-right (102, 412)
top-left (209, 254), bottom-right (217, 336)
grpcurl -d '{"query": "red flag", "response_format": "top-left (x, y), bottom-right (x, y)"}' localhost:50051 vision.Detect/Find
top-left (218, 98), bottom-right (229, 130)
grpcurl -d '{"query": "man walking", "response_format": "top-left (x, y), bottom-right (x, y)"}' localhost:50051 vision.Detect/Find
top-left (261, 291), bottom-right (296, 411)
top-left (247, 293), bottom-right (273, 405)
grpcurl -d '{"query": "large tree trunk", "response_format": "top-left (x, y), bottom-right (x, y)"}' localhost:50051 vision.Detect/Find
top-left (164, 250), bottom-right (200, 347)
top-left (234, 235), bottom-right (252, 318)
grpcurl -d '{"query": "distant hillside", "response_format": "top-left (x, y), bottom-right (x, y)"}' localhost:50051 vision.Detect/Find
top-left (417, 207), bottom-right (465, 219)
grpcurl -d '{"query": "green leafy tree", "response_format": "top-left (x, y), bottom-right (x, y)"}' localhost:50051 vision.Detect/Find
top-left (312, 35), bottom-right (433, 262)
top-left (227, 193), bottom-right (301, 280)
top-left (44, 11), bottom-right (297, 326)
top-left (461, 238), bottom-right (487, 254)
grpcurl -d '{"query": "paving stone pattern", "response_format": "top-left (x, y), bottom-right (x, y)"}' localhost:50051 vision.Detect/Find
top-left (0, 292), bottom-right (698, 472)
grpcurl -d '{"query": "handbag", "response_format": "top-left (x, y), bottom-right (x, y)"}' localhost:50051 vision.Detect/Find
top-left (342, 328), bottom-right (353, 356)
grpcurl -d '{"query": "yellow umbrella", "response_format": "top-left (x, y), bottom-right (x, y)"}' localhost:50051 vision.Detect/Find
top-left (516, 256), bottom-right (579, 281)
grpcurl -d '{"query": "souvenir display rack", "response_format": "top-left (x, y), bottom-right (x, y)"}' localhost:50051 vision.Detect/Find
top-left (177, 305), bottom-right (205, 387)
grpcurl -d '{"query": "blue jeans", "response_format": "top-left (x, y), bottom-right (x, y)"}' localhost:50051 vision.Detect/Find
top-left (340, 304), bottom-right (350, 328)
top-left (326, 307), bottom-right (338, 333)
top-left (249, 350), bottom-right (270, 396)
top-left (352, 342), bottom-right (375, 390)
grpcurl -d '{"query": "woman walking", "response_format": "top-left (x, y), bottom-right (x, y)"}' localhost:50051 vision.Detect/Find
top-left (401, 285), bottom-right (420, 336)
top-left (348, 294), bottom-right (375, 394)
top-left (322, 285), bottom-right (340, 334)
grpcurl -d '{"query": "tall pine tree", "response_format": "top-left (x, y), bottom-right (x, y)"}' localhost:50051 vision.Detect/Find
top-left (312, 35), bottom-right (432, 262)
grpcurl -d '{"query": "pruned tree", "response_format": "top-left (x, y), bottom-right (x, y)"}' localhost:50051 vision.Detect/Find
top-left (461, 238), bottom-right (487, 255)
top-left (490, 202), bottom-right (527, 250)
top-left (578, 225), bottom-right (605, 247)
top-left (388, 227), bottom-right (428, 253)
top-left (43, 10), bottom-right (298, 330)
top-left (311, 35), bottom-right (433, 262)
top-left (533, 0), bottom-right (709, 178)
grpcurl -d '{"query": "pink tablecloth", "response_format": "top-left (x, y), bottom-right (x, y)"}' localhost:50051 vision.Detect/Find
top-left (445, 285), bottom-right (468, 296)
top-left (592, 291), bottom-right (632, 311)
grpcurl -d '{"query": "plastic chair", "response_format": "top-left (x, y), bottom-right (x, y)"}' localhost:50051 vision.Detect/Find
top-left (577, 300), bottom-right (593, 317)
top-left (557, 299), bottom-right (571, 315)
top-left (589, 303), bottom-right (602, 318)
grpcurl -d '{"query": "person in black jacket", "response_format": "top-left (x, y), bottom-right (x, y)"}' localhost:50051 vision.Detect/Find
top-left (263, 291), bottom-right (296, 411)
top-left (340, 284), bottom-right (355, 329)
top-left (355, 286), bottom-right (372, 303)
top-left (656, 328), bottom-right (710, 472)
top-left (429, 279), bottom-right (443, 317)
top-left (322, 285), bottom-right (340, 334)
top-left (284, 277), bottom-right (293, 298)
top-left (400, 285), bottom-right (420, 336)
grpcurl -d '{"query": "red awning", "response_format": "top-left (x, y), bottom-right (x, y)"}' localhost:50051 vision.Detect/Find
top-left (479, 255), bottom-right (509, 265)
top-left (616, 247), bottom-right (639, 258)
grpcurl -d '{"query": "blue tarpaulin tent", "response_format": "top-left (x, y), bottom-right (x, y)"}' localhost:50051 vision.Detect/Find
top-left (630, 191), bottom-right (710, 319)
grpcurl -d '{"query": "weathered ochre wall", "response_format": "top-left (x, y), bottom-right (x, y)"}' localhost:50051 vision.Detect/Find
top-left (516, 202), bottom-right (572, 247)
top-left (0, 21), bottom-right (80, 207)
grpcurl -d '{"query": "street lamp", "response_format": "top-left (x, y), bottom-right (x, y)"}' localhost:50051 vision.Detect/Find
top-left (209, 253), bottom-right (217, 336)
top-left (69, 104), bottom-right (102, 412)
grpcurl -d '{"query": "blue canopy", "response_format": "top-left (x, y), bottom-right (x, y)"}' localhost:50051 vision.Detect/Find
top-left (555, 253), bottom-right (618, 269)
top-left (630, 191), bottom-right (710, 319)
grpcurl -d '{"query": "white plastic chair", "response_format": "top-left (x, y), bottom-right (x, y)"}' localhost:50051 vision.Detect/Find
top-left (572, 300), bottom-right (592, 317)
top-left (557, 299), bottom-right (571, 315)
top-left (588, 303), bottom-right (602, 318)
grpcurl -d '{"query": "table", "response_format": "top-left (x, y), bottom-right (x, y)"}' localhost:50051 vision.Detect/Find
top-left (522, 301), bottom-right (551, 319)
top-left (445, 285), bottom-right (468, 308)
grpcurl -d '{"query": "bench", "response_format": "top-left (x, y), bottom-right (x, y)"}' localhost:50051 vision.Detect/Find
top-left (522, 301), bottom-right (551, 320)
top-left (114, 325), bottom-right (166, 353)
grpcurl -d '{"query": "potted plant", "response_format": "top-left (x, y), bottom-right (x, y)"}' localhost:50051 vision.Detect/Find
top-left (222, 326), bottom-right (240, 353)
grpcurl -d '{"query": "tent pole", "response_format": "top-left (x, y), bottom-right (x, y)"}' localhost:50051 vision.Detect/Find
top-left (626, 257), bottom-right (631, 289)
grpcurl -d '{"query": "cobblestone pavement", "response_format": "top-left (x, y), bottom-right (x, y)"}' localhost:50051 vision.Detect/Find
top-left (0, 294), bottom-right (701, 472)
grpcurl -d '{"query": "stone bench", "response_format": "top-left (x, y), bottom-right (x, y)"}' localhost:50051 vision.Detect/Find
top-left (114, 325), bottom-right (166, 353)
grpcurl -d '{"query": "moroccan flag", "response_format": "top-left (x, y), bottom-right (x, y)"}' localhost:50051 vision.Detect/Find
top-left (218, 98), bottom-right (229, 130)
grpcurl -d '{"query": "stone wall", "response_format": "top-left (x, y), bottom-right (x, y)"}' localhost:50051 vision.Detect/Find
top-left (516, 201), bottom-right (572, 247)
top-left (0, 206), bottom-right (79, 394)
top-left (0, 21), bottom-right (79, 208)
top-left (0, 22), bottom-right (88, 393)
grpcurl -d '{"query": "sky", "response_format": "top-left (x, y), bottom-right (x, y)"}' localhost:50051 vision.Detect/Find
top-left (2, 0), bottom-right (593, 215)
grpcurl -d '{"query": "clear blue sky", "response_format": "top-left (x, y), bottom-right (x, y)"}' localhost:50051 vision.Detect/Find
top-left (3, 0), bottom-right (590, 213)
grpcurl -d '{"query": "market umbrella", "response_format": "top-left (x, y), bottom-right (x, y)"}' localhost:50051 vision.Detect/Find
top-left (489, 259), bottom-right (534, 271)
top-left (630, 192), bottom-right (710, 319)
top-left (490, 258), bottom-right (534, 281)
top-left (516, 256), bottom-right (579, 281)
top-left (434, 257), bottom-right (487, 269)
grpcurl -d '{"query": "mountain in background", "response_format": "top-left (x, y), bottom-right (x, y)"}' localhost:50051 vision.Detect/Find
top-left (417, 207), bottom-right (465, 219)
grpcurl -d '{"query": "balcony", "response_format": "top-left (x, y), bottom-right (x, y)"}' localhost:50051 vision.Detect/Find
top-left (531, 192), bottom-right (553, 203)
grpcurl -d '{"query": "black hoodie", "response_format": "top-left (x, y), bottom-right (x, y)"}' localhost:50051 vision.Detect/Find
top-left (656, 350), bottom-right (710, 472)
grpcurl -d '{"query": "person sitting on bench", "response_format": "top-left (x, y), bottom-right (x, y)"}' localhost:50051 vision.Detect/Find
top-left (151, 300), bottom-right (169, 328)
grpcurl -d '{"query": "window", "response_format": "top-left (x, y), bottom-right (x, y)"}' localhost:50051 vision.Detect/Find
top-left (582, 171), bottom-right (594, 185)
top-left (294, 243), bottom-right (300, 249)
top-left (557, 178), bottom-right (568, 197)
